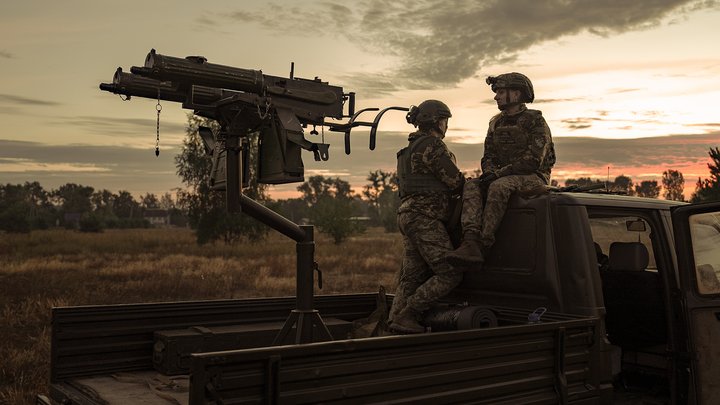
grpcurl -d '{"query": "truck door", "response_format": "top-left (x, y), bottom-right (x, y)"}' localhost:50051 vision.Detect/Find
top-left (671, 202), bottom-right (720, 405)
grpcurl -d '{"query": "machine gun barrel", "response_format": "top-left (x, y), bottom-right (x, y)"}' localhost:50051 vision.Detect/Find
top-left (131, 49), bottom-right (265, 95)
top-left (100, 67), bottom-right (243, 108)
top-left (99, 67), bottom-right (187, 102)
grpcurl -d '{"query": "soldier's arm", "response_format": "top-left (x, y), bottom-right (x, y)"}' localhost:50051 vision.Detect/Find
top-left (480, 127), bottom-right (498, 173)
top-left (510, 114), bottom-right (552, 175)
top-left (422, 138), bottom-right (465, 192)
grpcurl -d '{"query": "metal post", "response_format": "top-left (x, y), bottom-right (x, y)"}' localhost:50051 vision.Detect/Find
top-left (297, 225), bottom-right (314, 312)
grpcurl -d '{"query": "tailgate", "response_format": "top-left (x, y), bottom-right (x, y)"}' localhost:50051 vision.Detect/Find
top-left (190, 310), bottom-right (601, 404)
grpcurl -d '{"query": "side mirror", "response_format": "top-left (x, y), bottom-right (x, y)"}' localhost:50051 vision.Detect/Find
top-left (626, 219), bottom-right (647, 232)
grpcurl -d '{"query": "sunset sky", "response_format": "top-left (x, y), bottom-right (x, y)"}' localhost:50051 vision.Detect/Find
top-left (1, 0), bottom-right (719, 200)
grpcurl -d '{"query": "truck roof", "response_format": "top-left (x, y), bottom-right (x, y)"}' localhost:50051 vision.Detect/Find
top-left (551, 191), bottom-right (687, 210)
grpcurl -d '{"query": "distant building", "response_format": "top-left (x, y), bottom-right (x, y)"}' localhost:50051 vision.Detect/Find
top-left (143, 209), bottom-right (170, 227)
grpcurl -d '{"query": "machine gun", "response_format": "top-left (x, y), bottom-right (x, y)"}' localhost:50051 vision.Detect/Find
top-left (100, 49), bottom-right (406, 212)
top-left (99, 49), bottom-right (407, 344)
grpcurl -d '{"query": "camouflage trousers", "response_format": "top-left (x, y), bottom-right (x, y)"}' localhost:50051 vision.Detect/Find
top-left (389, 211), bottom-right (464, 322)
top-left (460, 174), bottom-right (546, 249)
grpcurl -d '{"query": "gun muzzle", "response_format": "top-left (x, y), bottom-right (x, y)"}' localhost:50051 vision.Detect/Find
top-left (134, 48), bottom-right (265, 94)
top-left (99, 67), bottom-right (187, 102)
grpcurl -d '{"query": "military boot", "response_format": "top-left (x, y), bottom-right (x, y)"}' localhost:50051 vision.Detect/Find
top-left (389, 306), bottom-right (425, 334)
top-left (446, 234), bottom-right (485, 267)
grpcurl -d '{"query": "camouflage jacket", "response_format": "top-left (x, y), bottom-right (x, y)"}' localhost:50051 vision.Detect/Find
top-left (481, 105), bottom-right (555, 184)
top-left (397, 131), bottom-right (464, 221)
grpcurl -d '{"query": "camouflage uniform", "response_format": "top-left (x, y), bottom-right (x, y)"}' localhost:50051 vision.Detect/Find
top-left (460, 105), bottom-right (555, 249)
top-left (389, 130), bottom-right (465, 323)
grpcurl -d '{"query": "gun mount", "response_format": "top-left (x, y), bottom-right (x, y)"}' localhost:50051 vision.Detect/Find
top-left (99, 49), bottom-right (407, 346)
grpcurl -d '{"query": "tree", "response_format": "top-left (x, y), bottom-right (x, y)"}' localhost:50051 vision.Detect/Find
top-left (140, 193), bottom-right (160, 209)
top-left (92, 189), bottom-right (115, 216)
top-left (52, 183), bottom-right (94, 214)
top-left (298, 175), bottom-right (363, 244)
top-left (634, 180), bottom-right (661, 198)
top-left (113, 190), bottom-right (139, 219)
top-left (611, 175), bottom-right (634, 195)
top-left (175, 114), bottom-right (270, 244)
top-left (159, 192), bottom-right (175, 210)
top-left (564, 177), bottom-right (603, 188)
top-left (362, 170), bottom-right (399, 231)
top-left (662, 170), bottom-right (685, 201)
top-left (691, 147), bottom-right (720, 203)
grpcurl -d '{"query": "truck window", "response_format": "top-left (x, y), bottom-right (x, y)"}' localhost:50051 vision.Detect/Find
top-left (689, 211), bottom-right (720, 295)
top-left (588, 216), bottom-right (657, 270)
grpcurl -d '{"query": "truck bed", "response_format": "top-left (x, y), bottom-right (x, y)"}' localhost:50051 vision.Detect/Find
top-left (44, 295), bottom-right (605, 404)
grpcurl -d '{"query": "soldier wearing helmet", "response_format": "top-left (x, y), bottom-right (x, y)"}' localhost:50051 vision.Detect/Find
top-left (389, 99), bottom-right (465, 334)
top-left (446, 73), bottom-right (556, 267)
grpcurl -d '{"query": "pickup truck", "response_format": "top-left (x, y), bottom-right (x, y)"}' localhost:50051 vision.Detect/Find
top-left (37, 191), bottom-right (720, 404)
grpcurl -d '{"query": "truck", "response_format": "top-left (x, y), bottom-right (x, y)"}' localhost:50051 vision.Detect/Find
top-left (37, 191), bottom-right (720, 404)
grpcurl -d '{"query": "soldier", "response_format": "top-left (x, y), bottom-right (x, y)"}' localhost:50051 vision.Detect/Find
top-left (389, 100), bottom-right (466, 334)
top-left (446, 73), bottom-right (555, 267)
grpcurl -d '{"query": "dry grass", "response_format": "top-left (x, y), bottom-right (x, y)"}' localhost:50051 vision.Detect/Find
top-left (0, 227), bottom-right (402, 405)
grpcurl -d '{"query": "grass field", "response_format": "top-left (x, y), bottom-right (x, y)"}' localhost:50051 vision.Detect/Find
top-left (0, 227), bottom-right (402, 405)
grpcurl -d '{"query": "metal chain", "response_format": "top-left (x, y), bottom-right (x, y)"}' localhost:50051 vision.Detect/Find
top-left (256, 99), bottom-right (271, 120)
top-left (155, 89), bottom-right (162, 157)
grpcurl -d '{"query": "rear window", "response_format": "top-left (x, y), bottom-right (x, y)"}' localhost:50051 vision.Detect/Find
top-left (588, 216), bottom-right (656, 271)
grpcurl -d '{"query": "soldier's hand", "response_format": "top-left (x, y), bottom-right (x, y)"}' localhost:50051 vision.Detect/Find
top-left (476, 171), bottom-right (498, 185)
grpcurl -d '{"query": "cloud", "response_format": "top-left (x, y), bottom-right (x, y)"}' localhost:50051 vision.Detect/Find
top-left (46, 116), bottom-right (187, 137)
top-left (0, 93), bottom-right (61, 106)
top-left (2, 130), bottom-right (717, 198)
top-left (0, 50), bottom-right (12, 59)
top-left (535, 97), bottom-right (586, 104)
top-left (608, 88), bottom-right (642, 94)
top-left (0, 139), bottom-right (183, 195)
top-left (561, 117), bottom-right (603, 130)
top-left (214, 0), bottom-right (719, 94)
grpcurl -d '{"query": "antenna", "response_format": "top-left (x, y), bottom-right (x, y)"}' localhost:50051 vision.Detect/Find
top-left (606, 166), bottom-right (610, 192)
top-left (290, 62), bottom-right (294, 80)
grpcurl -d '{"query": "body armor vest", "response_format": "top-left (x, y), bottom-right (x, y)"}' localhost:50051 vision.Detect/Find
top-left (397, 135), bottom-right (451, 198)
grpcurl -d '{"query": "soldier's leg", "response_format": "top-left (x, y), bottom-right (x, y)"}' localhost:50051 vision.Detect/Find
top-left (389, 213), bottom-right (432, 323)
top-left (479, 174), bottom-right (545, 249)
top-left (447, 180), bottom-right (487, 267)
top-left (403, 216), bottom-right (463, 313)
top-left (459, 180), bottom-right (484, 235)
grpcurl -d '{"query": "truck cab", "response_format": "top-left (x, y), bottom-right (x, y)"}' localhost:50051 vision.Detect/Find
top-left (450, 192), bottom-right (720, 404)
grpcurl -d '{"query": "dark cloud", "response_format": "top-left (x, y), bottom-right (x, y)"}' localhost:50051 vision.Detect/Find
top-left (0, 93), bottom-right (61, 106)
top-left (213, 0), bottom-right (718, 94)
top-left (2, 130), bottom-right (717, 197)
top-left (0, 139), bottom-right (183, 195)
top-left (46, 116), bottom-right (187, 137)
top-left (552, 132), bottom-right (720, 170)
top-left (274, 130), bottom-right (720, 195)
top-left (0, 50), bottom-right (12, 59)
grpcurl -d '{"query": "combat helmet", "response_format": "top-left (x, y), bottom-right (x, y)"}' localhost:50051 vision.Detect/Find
top-left (486, 73), bottom-right (534, 103)
top-left (406, 99), bottom-right (452, 127)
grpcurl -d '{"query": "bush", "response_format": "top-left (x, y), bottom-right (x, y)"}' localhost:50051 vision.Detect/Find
top-left (0, 204), bottom-right (31, 233)
top-left (79, 213), bottom-right (104, 233)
